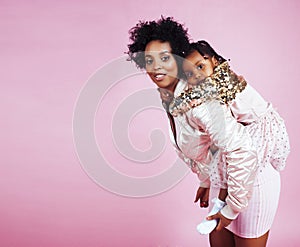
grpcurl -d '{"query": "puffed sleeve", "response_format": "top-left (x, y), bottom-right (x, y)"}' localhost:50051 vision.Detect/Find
top-left (175, 148), bottom-right (211, 188)
top-left (189, 100), bottom-right (258, 219)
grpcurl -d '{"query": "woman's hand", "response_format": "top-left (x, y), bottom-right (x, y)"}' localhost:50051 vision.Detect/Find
top-left (194, 186), bottom-right (210, 208)
top-left (207, 212), bottom-right (232, 231)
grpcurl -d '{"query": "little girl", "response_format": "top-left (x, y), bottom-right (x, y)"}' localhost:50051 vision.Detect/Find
top-left (170, 40), bottom-right (290, 235)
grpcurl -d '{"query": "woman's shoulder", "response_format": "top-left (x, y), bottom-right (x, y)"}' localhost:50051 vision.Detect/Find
top-left (233, 81), bottom-right (268, 106)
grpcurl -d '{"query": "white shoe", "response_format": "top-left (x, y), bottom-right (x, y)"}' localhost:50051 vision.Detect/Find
top-left (196, 198), bottom-right (225, 235)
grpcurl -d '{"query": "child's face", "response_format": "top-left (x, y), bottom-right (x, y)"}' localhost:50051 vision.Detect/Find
top-left (183, 50), bottom-right (218, 86)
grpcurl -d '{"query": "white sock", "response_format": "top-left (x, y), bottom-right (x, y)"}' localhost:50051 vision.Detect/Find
top-left (196, 198), bottom-right (226, 235)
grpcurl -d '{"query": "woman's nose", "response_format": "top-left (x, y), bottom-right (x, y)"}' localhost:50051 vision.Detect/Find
top-left (153, 61), bottom-right (162, 70)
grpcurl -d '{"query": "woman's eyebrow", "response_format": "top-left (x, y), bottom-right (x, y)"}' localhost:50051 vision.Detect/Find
top-left (159, 50), bottom-right (170, 55)
top-left (145, 50), bottom-right (170, 56)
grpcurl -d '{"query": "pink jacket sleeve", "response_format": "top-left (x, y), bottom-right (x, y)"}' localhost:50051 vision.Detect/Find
top-left (175, 148), bottom-right (211, 188)
top-left (189, 100), bottom-right (258, 219)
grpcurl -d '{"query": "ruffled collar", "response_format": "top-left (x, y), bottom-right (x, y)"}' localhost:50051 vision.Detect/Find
top-left (169, 61), bottom-right (247, 116)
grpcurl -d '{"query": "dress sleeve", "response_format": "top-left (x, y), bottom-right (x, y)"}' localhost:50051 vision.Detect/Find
top-left (190, 100), bottom-right (258, 219)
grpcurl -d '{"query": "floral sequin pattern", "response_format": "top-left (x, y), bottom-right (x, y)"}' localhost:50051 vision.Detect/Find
top-left (169, 61), bottom-right (247, 116)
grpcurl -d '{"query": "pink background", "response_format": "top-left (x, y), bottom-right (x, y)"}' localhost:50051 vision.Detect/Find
top-left (1, 0), bottom-right (299, 246)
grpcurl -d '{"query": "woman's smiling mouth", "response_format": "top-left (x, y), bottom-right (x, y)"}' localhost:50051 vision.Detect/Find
top-left (153, 73), bottom-right (166, 81)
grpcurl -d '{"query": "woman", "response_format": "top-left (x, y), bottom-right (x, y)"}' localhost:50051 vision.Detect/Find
top-left (127, 16), bottom-right (288, 247)
top-left (127, 17), bottom-right (215, 209)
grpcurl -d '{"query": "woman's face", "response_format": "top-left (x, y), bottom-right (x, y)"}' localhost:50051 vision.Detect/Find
top-left (182, 50), bottom-right (218, 86)
top-left (144, 40), bottom-right (178, 92)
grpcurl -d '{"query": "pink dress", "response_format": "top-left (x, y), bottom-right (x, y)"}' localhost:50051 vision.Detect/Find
top-left (168, 75), bottom-right (290, 237)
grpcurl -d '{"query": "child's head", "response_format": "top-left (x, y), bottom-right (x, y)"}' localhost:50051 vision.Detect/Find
top-left (183, 41), bottom-right (226, 86)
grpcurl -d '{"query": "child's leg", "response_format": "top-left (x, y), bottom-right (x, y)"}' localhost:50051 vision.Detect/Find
top-left (196, 188), bottom-right (227, 235)
top-left (218, 188), bottom-right (228, 201)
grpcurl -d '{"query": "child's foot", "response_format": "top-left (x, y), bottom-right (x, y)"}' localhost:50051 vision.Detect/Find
top-left (196, 198), bottom-right (225, 234)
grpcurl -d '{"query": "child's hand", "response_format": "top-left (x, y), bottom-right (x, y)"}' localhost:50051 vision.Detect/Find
top-left (206, 212), bottom-right (232, 231)
top-left (194, 186), bottom-right (209, 208)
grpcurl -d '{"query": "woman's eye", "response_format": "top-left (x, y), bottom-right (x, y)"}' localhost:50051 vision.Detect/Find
top-left (161, 55), bottom-right (170, 62)
top-left (145, 58), bottom-right (153, 65)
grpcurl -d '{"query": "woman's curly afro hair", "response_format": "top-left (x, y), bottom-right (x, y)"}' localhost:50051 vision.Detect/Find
top-left (127, 16), bottom-right (190, 70)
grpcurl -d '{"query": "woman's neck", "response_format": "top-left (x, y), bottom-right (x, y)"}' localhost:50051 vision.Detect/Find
top-left (165, 78), bottom-right (179, 93)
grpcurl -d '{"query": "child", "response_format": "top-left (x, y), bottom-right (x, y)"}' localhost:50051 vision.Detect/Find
top-left (170, 40), bottom-right (290, 235)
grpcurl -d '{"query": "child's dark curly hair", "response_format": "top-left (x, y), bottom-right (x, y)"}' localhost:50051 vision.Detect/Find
top-left (127, 16), bottom-right (190, 73)
top-left (187, 40), bottom-right (227, 63)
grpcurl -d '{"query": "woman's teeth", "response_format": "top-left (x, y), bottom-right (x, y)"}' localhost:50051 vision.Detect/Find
top-left (155, 74), bottom-right (165, 79)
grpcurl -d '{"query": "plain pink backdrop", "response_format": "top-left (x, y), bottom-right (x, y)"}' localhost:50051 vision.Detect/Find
top-left (1, 0), bottom-right (299, 246)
